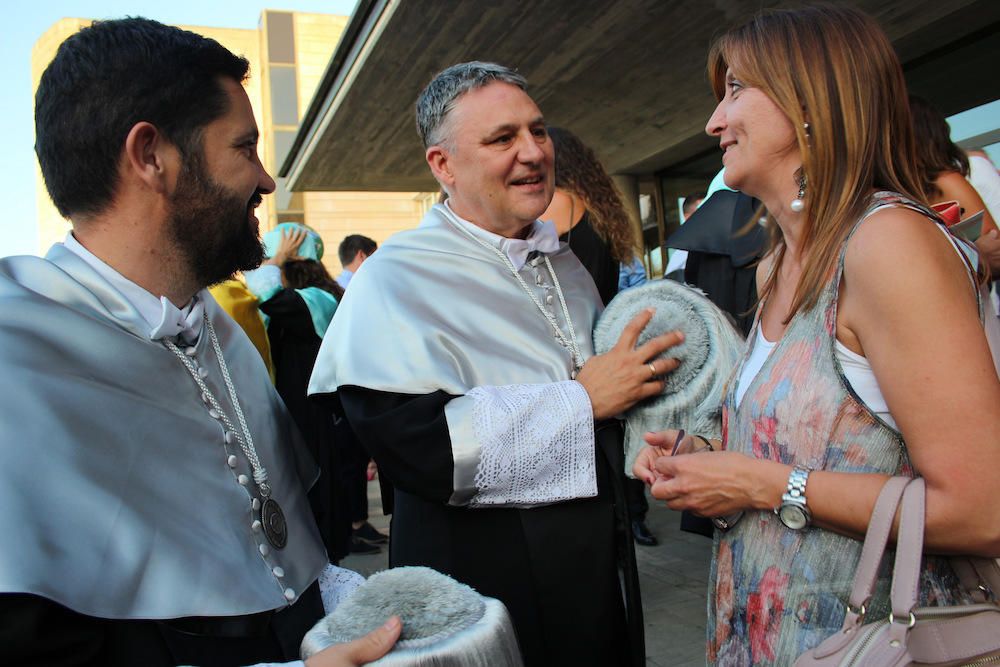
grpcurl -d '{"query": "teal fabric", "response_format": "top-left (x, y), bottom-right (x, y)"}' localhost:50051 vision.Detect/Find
top-left (295, 286), bottom-right (338, 339)
top-left (263, 222), bottom-right (325, 261)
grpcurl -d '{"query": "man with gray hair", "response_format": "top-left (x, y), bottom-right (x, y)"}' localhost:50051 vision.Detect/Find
top-left (309, 62), bottom-right (683, 666)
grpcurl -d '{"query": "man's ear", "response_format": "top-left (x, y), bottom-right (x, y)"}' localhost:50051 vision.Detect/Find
top-left (123, 122), bottom-right (177, 194)
top-left (426, 145), bottom-right (456, 189)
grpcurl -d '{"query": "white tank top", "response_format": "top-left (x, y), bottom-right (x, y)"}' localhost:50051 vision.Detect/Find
top-left (735, 326), bottom-right (897, 428)
top-left (735, 219), bottom-right (981, 429)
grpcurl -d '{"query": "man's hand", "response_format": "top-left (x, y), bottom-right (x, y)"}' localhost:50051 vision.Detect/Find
top-left (304, 616), bottom-right (402, 667)
top-left (575, 308), bottom-right (684, 420)
top-left (975, 229), bottom-right (1000, 275)
top-left (265, 227), bottom-right (307, 267)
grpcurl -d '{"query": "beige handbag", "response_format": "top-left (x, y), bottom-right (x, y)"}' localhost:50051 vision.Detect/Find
top-left (794, 477), bottom-right (1000, 666)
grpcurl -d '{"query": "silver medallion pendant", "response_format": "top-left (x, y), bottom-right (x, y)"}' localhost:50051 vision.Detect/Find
top-left (260, 497), bottom-right (288, 549)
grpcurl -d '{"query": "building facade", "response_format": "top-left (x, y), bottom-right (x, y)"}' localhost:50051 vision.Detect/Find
top-left (31, 10), bottom-right (434, 274)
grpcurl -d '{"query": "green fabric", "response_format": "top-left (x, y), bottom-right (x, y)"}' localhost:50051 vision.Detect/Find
top-left (295, 286), bottom-right (339, 339)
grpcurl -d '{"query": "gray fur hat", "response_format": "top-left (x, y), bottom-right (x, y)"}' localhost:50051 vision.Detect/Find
top-left (301, 566), bottom-right (523, 666)
top-left (594, 280), bottom-right (746, 475)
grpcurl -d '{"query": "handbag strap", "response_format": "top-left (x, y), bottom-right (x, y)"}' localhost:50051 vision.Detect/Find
top-left (889, 477), bottom-right (926, 621)
top-left (846, 476), bottom-right (911, 615)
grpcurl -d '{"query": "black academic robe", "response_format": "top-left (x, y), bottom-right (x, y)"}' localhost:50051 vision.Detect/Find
top-left (336, 388), bottom-right (641, 667)
top-left (0, 584), bottom-right (324, 667)
top-left (260, 289), bottom-right (352, 562)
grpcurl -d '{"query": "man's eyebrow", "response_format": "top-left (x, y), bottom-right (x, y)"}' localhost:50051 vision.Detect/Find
top-left (483, 117), bottom-right (547, 136)
top-left (233, 129), bottom-right (259, 145)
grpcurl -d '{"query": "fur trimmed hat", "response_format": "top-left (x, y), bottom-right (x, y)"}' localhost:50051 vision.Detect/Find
top-left (301, 566), bottom-right (523, 666)
top-left (594, 280), bottom-right (746, 475)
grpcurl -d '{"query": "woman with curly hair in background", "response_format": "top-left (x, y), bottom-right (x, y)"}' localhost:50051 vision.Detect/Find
top-left (541, 126), bottom-right (660, 547)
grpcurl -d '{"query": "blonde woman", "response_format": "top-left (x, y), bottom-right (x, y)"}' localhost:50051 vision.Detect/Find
top-left (633, 5), bottom-right (1000, 664)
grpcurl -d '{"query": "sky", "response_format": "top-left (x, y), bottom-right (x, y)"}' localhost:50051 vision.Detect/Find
top-left (1, 1), bottom-right (358, 258)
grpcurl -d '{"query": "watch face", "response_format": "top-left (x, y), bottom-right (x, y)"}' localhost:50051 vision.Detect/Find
top-left (779, 505), bottom-right (808, 530)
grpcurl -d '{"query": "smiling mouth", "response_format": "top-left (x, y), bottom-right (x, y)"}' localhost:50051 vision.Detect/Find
top-left (510, 175), bottom-right (544, 186)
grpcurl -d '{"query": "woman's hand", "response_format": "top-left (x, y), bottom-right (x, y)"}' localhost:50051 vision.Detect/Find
top-left (636, 429), bottom-right (788, 517)
top-left (653, 451), bottom-right (789, 517)
top-left (266, 227), bottom-right (307, 267)
top-left (632, 429), bottom-right (710, 485)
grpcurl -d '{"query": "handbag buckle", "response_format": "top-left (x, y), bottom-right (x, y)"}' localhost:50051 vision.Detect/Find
top-left (888, 611), bottom-right (916, 628)
top-left (845, 601), bottom-right (867, 621)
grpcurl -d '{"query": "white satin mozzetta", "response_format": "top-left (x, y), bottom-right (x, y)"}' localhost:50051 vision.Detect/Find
top-left (0, 244), bottom-right (328, 619)
top-left (308, 204), bottom-right (602, 507)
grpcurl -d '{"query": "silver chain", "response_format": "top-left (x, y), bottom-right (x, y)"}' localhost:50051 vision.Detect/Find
top-left (448, 219), bottom-right (584, 374)
top-left (163, 315), bottom-right (270, 496)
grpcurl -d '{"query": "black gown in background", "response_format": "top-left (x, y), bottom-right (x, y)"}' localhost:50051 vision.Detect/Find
top-left (560, 211), bottom-right (620, 306)
top-left (260, 289), bottom-right (352, 562)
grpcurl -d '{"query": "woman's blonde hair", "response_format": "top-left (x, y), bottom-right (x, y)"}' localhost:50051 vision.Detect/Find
top-left (708, 4), bottom-right (927, 319)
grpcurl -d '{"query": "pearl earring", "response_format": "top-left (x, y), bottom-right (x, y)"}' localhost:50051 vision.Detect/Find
top-left (790, 171), bottom-right (807, 213)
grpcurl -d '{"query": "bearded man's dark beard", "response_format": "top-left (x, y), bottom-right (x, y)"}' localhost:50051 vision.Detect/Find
top-left (168, 152), bottom-right (265, 289)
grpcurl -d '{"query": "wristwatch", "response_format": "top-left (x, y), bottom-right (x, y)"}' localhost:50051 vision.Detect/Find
top-left (775, 465), bottom-right (812, 530)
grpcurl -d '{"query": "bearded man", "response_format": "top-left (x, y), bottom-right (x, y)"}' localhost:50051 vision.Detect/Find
top-left (309, 62), bottom-right (684, 667)
top-left (0, 18), bottom-right (398, 667)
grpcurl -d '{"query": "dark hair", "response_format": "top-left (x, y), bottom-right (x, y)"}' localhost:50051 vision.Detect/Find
top-left (682, 192), bottom-right (706, 218)
top-left (547, 126), bottom-right (637, 262)
top-left (337, 234), bottom-right (377, 266)
top-left (909, 95), bottom-right (970, 199)
top-left (35, 17), bottom-right (250, 218)
top-left (283, 259), bottom-right (345, 300)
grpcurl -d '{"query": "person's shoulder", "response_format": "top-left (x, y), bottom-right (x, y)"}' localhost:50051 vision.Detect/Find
top-left (845, 203), bottom-right (969, 291)
top-left (849, 203), bottom-right (945, 256)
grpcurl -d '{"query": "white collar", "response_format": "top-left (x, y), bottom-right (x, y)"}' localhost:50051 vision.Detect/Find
top-left (443, 201), bottom-right (561, 270)
top-left (63, 232), bottom-right (205, 343)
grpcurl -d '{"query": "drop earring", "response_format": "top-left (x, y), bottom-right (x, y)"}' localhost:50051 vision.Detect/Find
top-left (790, 170), bottom-right (807, 213)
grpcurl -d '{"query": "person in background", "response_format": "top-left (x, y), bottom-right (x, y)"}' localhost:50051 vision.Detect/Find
top-left (618, 254), bottom-right (647, 292)
top-left (910, 95), bottom-right (999, 275)
top-left (542, 125), bottom-right (660, 547)
top-left (635, 6), bottom-right (1000, 664)
top-left (209, 276), bottom-right (277, 381)
top-left (967, 149), bottom-right (1000, 290)
top-left (663, 192), bottom-right (705, 281)
top-left (335, 234), bottom-right (377, 290)
top-left (247, 224), bottom-right (355, 563)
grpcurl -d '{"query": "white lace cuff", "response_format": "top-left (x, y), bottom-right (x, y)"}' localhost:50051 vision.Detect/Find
top-left (445, 381), bottom-right (596, 507)
top-left (318, 563), bottom-right (365, 614)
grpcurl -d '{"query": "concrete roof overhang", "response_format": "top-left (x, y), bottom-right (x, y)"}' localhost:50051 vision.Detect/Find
top-left (280, 0), bottom-right (1000, 192)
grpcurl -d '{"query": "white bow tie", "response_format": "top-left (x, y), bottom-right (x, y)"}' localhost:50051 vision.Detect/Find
top-left (148, 296), bottom-right (205, 344)
top-left (502, 220), bottom-right (562, 270)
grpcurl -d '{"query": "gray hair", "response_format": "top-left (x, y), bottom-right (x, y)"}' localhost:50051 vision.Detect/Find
top-left (415, 61), bottom-right (527, 149)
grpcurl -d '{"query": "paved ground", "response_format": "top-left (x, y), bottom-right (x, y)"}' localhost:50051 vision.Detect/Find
top-left (343, 481), bottom-right (714, 666)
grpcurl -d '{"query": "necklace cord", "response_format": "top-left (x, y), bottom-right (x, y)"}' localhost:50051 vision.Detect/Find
top-left (163, 315), bottom-right (270, 496)
top-left (446, 217), bottom-right (584, 374)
